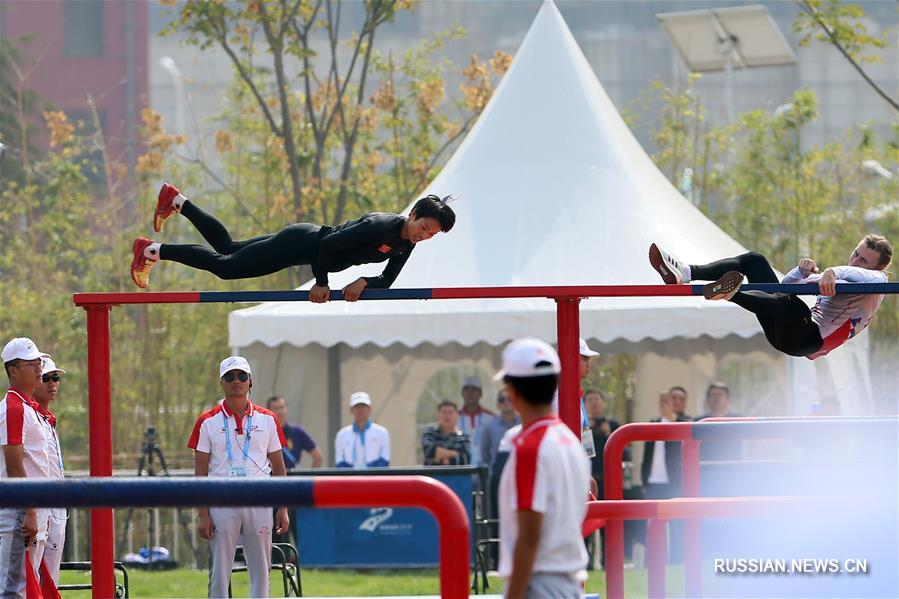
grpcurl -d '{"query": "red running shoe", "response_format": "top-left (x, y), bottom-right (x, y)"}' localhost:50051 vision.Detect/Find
top-left (154, 182), bottom-right (181, 233)
top-left (130, 237), bottom-right (157, 289)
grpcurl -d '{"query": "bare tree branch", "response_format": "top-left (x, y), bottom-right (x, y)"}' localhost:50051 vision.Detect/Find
top-left (210, 12), bottom-right (284, 136)
top-left (797, 0), bottom-right (899, 112)
top-left (258, 0), bottom-right (304, 214)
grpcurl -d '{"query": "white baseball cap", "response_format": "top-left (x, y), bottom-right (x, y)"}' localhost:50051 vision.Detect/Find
top-left (219, 356), bottom-right (251, 378)
top-left (41, 357), bottom-right (66, 376)
top-left (2, 338), bottom-right (50, 364)
top-left (493, 337), bottom-right (561, 381)
top-left (579, 337), bottom-right (599, 357)
top-left (349, 391), bottom-right (372, 407)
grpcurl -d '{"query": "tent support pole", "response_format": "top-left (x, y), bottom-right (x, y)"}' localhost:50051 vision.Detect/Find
top-left (327, 344), bottom-right (342, 466)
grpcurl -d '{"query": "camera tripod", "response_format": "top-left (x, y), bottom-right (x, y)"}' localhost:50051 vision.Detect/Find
top-left (116, 427), bottom-right (201, 567)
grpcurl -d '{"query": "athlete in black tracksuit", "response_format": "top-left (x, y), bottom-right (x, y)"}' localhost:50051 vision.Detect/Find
top-left (131, 184), bottom-right (455, 296)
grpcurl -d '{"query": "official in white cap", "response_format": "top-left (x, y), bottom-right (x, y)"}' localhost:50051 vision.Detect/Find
top-left (494, 337), bottom-right (591, 599)
top-left (187, 356), bottom-right (289, 598)
top-left (334, 392), bottom-right (391, 468)
top-left (32, 357), bottom-right (68, 584)
top-left (1, 338), bottom-right (54, 598)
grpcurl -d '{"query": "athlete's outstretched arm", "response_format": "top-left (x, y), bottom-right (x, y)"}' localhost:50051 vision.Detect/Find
top-left (364, 250), bottom-right (413, 290)
top-left (311, 218), bottom-right (387, 288)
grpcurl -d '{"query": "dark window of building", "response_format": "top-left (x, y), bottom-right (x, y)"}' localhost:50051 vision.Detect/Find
top-left (63, 0), bottom-right (105, 57)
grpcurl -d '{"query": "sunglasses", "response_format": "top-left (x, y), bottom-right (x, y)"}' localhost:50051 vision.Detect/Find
top-left (42, 374), bottom-right (61, 383)
top-left (222, 371), bottom-right (249, 383)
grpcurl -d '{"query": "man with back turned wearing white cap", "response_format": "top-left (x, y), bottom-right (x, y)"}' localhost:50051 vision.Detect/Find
top-left (334, 392), bottom-right (390, 468)
top-left (187, 356), bottom-right (289, 598)
top-left (496, 338), bottom-right (592, 599)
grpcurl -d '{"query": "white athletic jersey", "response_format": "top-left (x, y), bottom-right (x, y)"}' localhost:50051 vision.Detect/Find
top-left (334, 421), bottom-right (391, 468)
top-left (498, 416), bottom-right (591, 580)
top-left (188, 400), bottom-right (285, 478)
top-left (782, 265), bottom-right (887, 358)
top-left (0, 389), bottom-right (52, 480)
top-left (1, 388), bottom-right (52, 536)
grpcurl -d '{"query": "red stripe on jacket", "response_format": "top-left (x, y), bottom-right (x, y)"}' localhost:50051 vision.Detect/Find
top-left (4, 390), bottom-right (26, 445)
top-left (514, 418), bottom-right (554, 510)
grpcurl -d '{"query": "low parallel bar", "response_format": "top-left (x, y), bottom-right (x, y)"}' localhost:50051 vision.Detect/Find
top-left (72, 282), bottom-right (899, 306)
top-left (0, 476), bottom-right (469, 598)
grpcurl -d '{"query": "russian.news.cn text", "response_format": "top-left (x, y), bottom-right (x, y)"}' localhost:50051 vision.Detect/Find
top-left (714, 558), bottom-right (870, 576)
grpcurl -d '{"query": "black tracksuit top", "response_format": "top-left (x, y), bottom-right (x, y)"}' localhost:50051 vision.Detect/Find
top-left (312, 213), bottom-right (413, 289)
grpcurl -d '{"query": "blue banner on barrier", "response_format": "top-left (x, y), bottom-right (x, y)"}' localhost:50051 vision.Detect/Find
top-left (297, 472), bottom-right (473, 567)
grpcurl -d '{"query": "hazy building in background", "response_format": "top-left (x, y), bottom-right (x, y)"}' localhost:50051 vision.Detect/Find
top-left (5, 1), bottom-right (892, 181)
top-left (1, 0), bottom-right (149, 176)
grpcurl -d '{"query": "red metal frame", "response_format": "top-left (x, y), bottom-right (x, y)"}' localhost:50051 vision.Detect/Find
top-left (314, 476), bottom-right (469, 597)
top-left (603, 423), bottom-right (695, 599)
top-left (601, 419), bottom-right (896, 599)
top-left (585, 497), bottom-right (834, 599)
top-left (76, 292), bottom-right (586, 597)
top-left (85, 306), bottom-right (115, 599)
top-left (555, 296), bottom-right (582, 436)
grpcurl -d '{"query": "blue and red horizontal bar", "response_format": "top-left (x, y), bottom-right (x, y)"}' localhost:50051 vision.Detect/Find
top-left (73, 282), bottom-right (899, 306)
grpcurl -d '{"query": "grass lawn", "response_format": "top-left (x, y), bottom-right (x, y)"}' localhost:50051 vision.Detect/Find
top-left (58, 566), bottom-right (686, 597)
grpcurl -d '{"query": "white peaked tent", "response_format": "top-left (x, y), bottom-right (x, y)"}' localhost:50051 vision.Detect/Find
top-left (231, 0), bottom-right (762, 348)
top-left (229, 1), bottom-right (874, 464)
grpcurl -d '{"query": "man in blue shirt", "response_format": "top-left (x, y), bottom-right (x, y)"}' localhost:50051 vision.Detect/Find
top-left (266, 396), bottom-right (322, 469)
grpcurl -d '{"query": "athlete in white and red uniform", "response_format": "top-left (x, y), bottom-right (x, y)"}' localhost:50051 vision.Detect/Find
top-left (32, 357), bottom-right (68, 583)
top-left (188, 356), bottom-right (289, 599)
top-left (495, 338), bottom-right (591, 599)
top-left (649, 235), bottom-right (892, 359)
top-left (1, 338), bottom-right (53, 599)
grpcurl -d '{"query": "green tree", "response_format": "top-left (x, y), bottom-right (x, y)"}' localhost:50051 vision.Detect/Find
top-left (641, 81), bottom-right (898, 408)
top-left (1, 0), bottom-right (508, 475)
top-left (793, 0), bottom-right (898, 112)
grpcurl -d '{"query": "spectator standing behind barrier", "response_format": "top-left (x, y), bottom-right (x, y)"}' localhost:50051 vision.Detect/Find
top-left (334, 392), bottom-right (390, 468)
top-left (458, 377), bottom-right (496, 467)
top-left (482, 390), bottom-right (520, 481)
top-left (496, 338), bottom-right (591, 598)
top-left (188, 356), bottom-right (289, 599)
top-left (583, 389), bottom-right (627, 569)
top-left (584, 389), bottom-right (627, 491)
top-left (641, 391), bottom-right (685, 564)
top-left (695, 382), bottom-right (741, 461)
top-left (422, 401), bottom-right (471, 466)
top-left (32, 357), bottom-right (68, 584)
top-left (669, 385), bottom-right (691, 421)
top-left (1, 338), bottom-right (56, 599)
top-left (266, 395), bottom-right (322, 469)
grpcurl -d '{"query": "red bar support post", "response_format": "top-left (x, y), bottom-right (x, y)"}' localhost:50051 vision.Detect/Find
top-left (681, 439), bottom-right (702, 597)
top-left (555, 296), bottom-right (582, 436)
top-left (647, 518), bottom-right (668, 598)
top-left (85, 305), bottom-right (115, 599)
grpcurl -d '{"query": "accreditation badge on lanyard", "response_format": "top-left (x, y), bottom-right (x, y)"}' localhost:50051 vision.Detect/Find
top-left (580, 397), bottom-right (596, 458)
top-left (224, 411), bottom-right (251, 478)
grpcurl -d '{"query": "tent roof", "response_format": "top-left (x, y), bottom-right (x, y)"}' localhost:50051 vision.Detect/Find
top-left (229, 0), bottom-right (764, 350)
